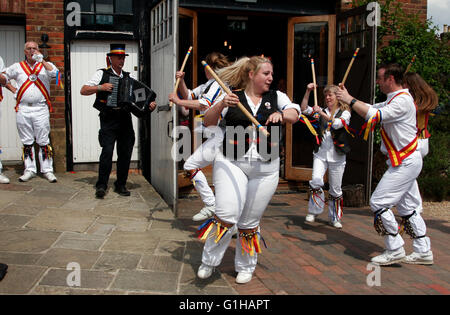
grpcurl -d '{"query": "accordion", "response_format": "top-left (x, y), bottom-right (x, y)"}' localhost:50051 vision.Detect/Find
top-left (106, 76), bottom-right (156, 118)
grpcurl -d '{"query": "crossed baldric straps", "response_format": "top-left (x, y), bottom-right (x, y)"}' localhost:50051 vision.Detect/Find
top-left (15, 61), bottom-right (53, 113)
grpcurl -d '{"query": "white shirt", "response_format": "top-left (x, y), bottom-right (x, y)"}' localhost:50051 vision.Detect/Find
top-left (0, 56), bottom-right (4, 74)
top-left (302, 106), bottom-right (351, 163)
top-left (3, 60), bottom-right (57, 106)
top-left (191, 79), bottom-right (226, 115)
top-left (85, 67), bottom-right (136, 86)
top-left (365, 89), bottom-right (417, 157)
top-left (218, 90), bottom-right (300, 161)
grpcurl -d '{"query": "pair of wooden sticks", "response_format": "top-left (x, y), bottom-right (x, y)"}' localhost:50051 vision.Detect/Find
top-left (171, 46), bottom-right (270, 136)
top-left (310, 48), bottom-right (360, 130)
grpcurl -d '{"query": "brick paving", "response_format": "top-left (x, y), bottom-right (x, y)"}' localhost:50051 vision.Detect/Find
top-left (0, 166), bottom-right (448, 295)
top-left (177, 190), bottom-right (450, 295)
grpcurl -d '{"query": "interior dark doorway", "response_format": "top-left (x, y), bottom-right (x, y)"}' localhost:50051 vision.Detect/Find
top-left (196, 11), bottom-right (288, 92)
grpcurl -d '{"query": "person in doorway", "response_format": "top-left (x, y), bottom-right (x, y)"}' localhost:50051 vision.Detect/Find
top-left (299, 83), bottom-right (352, 229)
top-left (0, 42), bottom-right (58, 183)
top-left (336, 63), bottom-right (433, 265)
top-left (169, 52), bottom-right (230, 221)
top-left (196, 56), bottom-right (300, 284)
top-left (80, 44), bottom-right (156, 199)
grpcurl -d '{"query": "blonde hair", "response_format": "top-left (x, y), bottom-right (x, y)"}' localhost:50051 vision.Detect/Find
top-left (217, 56), bottom-right (272, 90)
top-left (323, 84), bottom-right (350, 112)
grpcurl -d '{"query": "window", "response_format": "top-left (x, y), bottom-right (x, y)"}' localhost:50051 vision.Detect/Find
top-left (152, 0), bottom-right (173, 45)
top-left (78, 0), bottom-right (134, 31)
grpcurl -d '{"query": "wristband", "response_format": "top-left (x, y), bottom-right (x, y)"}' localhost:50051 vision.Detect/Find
top-left (350, 98), bottom-right (357, 108)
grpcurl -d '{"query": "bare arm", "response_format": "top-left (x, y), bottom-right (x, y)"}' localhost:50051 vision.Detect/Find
top-left (336, 84), bottom-right (370, 118)
top-left (80, 83), bottom-right (113, 96)
top-left (168, 93), bottom-right (208, 111)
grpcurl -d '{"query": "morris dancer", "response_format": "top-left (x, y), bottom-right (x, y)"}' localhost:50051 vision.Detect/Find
top-left (399, 72), bottom-right (438, 265)
top-left (300, 83), bottom-right (352, 229)
top-left (196, 56), bottom-right (300, 284)
top-left (169, 52), bottom-right (230, 221)
top-left (0, 42), bottom-right (58, 183)
top-left (336, 63), bottom-right (432, 265)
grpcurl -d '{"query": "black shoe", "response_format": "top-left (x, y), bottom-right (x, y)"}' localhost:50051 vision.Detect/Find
top-left (95, 186), bottom-right (106, 199)
top-left (114, 185), bottom-right (130, 196)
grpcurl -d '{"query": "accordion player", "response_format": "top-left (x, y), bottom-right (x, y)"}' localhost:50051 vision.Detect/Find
top-left (93, 68), bottom-right (156, 118)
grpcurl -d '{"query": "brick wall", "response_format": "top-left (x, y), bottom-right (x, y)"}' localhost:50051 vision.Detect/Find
top-left (1, 0), bottom-right (66, 172)
top-left (28, 0), bottom-right (66, 172)
top-left (340, 0), bottom-right (428, 22)
top-left (0, 0), bottom-right (25, 13)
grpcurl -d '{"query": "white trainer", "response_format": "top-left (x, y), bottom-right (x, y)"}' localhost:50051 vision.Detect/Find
top-left (43, 172), bottom-right (57, 183)
top-left (371, 247), bottom-right (406, 266)
top-left (330, 220), bottom-right (343, 229)
top-left (0, 173), bottom-right (10, 184)
top-left (305, 214), bottom-right (316, 223)
top-left (197, 264), bottom-right (214, 279)
top-left (236, 271), bottom-right (253, 284)
top-left (404, 251), bottom-right (434, 265)
top-left (192, 205), bottom-right (215, 221)
top-left (19, 171), bottom-right (36, 182)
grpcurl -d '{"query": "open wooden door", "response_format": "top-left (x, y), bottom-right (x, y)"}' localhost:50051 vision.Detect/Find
top-left (150, 0), bottom-right (179, 213)
top-left (177, 7), bottom-right (199, 189)
top-left (285, 15), bottom-right (336, 181)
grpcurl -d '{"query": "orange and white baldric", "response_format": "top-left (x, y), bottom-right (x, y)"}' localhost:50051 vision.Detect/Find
top-left (15, 61), bottom-right (53, 112)
top-left (380, 128), bottom-right (417, 167)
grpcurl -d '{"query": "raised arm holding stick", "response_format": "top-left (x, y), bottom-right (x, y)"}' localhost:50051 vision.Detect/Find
top-left (201, 60), bottom-right (270, 137)
top-left (169, 46), bottom-right (192, 107)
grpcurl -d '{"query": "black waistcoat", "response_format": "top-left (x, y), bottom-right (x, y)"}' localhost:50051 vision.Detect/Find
top-left (222, 90), bottom-right (280, 160)
top-left (93, 68), bottom-right (130, 113)
top-left (313, 109), bottom-right (351, 155)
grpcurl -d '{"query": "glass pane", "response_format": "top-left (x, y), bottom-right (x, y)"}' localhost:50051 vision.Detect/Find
top-left (292, 22), bottom-right (329, 168)
top-left (78, 0), bottom-right (94, 12)
top-left (115, 0), bottom-right (132, 14)
top-left (81, 14), bottom-right (95, 26)
top-left (348, 17), bottom-right (354, 33)
top-left (96, 14), bottom-right (114, 25)
top-left (96, 0), bottom-right (113, 14)
top-left (115, 15), bottom-right (133, 31)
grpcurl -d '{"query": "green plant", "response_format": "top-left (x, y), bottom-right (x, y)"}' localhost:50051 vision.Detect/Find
top-left (352, 0), bottom-right (450, 200)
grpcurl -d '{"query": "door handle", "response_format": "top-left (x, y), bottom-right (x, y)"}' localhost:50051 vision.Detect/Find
top-left (157, 103), bottom-right (171, 112)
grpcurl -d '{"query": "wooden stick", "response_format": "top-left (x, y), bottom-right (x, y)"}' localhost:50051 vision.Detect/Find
top-left (311, 58), bottom-right (318, 107)
top-left (341, 47), bottom-right (360, 86)
top-left (405, 55), bottom-right (416, 74)
top-left (170, 46), bottom-right (192, 107)
top-left (329, 47), bottom-right (359, 130)
top-left (201, 60), bottom-right (270, 137)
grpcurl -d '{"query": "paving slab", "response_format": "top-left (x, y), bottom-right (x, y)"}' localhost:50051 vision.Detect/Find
top-left (0, 265), bottom-right (47, 294)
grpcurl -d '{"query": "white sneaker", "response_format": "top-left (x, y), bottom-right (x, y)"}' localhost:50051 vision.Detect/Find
top-left (236, 271), bottom-right (253, 284)
top-left (371, 247), bottom-right (406, 266)
top-left (19, 171), bottom-right (36, 182)
top-left (404, 251), bottom-right (434, 265)
top-left (197, 264), bottom-right (214, 279)
top-left (0, 173), bottom-right (10, 184)
top-left (192, 205), bottom-right (215, 221)
top-left (330, 220), bottom-right (343, 229)
top-left (305, 214), bottom-right (316, 223)
top-left (43, 172), bottom-right (57, 183)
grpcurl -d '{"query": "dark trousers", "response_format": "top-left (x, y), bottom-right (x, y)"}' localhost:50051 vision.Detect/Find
top-left (96, 111), bottom-right (135, 189)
